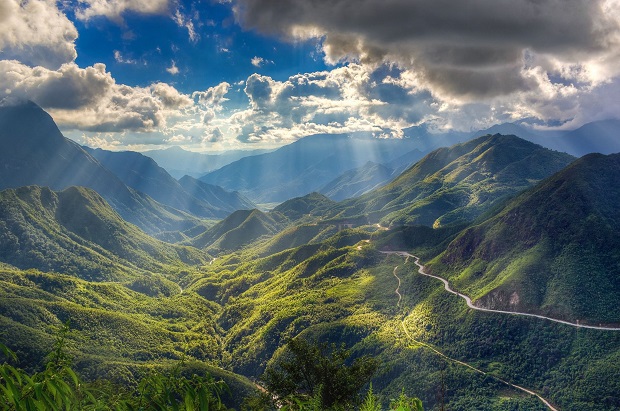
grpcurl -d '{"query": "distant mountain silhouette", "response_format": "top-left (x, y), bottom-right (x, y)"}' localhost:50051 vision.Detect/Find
top-left (0, 99), bottom-right (199, 234)
top-left (199, 133), bottom-right (422, 203)
top-left (85, 147), bottom-right (255, 218)
top-left (142, 146), bottom-right (273, 178)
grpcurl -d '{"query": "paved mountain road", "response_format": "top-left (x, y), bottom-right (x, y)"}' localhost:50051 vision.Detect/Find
top-left (382, 251), bottom-right (620, 331)
top-left (387, 254), bottom-right (559, 411)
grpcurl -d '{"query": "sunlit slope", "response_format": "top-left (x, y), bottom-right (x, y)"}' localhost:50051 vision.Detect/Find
top-left (272, 192), bottom-right (337, 223)
top-left (333, 134), bottom-right (575, 227)
top-left (320, 161), bottom-right (395, 201)
top-left (0, 185), bottom-right (207, 281)
top-left (0, 266), bottom-right (259, 410)
top-left (187, 230), bottom-right (620, 411)
top-left (189, 209), bottom-right (286, 252)
top-left (432, 153), bottom-right (620, 323)
top-left (0, 100), bottom-right (200, 234)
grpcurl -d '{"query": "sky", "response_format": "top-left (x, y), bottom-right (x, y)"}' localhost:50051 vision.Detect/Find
top-left (1, 0), bottom-right (620, 152)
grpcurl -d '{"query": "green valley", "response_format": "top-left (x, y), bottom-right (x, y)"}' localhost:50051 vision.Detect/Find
top-left (0, 101), bottom-right (619, 410)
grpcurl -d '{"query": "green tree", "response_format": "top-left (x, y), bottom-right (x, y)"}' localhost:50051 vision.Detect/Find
top-left (260, 338), bottom-right (378, 410)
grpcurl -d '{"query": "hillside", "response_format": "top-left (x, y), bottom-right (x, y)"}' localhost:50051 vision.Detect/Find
top-left (272, 192), bottom-right (337, 223)
top-left (0, 185), bottom-right (207, 281)
top-left (332, 134), bottom-right (575, 227)
top-left (187, 228), bottom-right (620, 411)
top-left (199, 133), bottom-right (422, 203)
top-left (189, 209), bottom-right (286, 252)
top-left (85, 148), bottom-right (253, 218)
top-left (178, 175), bottom-right (255, 213)
top-left (320, 161), bottom-right (396, 201)
top-left (0, 100), bottom-right (200, 234)
top-left (433, 153), bottom-right (620, 323)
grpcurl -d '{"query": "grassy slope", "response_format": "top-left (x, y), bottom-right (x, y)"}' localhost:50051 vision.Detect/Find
top-left (331, 134), bottom-right (574, 227)
top-left (0, 186), bottom-right (208, 281)
top-left (184, 232), bottom-right (620, 410)
top-left (430, 153), bottom-right (620, 323)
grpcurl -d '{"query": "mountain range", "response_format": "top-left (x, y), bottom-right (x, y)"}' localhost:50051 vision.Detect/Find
top-left (142, 146), bottom-right (273, 179)
top-left (1, 99), bottom-right (620, 410)
top-left (84, 147), bottom-right (255, 219)
top-left (198, 133), bottom-right (426, 203)
top-left (329, 134), bottom-right (575, 227)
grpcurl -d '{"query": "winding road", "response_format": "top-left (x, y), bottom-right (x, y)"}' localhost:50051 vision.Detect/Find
top-left (388, 256), bottom-right (559, 411)
top-left (382, 251), bottom-right (620, 331)
top-left (392, 265), bottom-right (402, 307)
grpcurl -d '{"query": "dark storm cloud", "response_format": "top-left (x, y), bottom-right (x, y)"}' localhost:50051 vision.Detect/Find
top-left (232, 0), bottom-right (620, 98)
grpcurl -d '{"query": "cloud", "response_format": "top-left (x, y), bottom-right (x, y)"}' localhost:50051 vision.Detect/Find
top-left (232, 0), bottom-right (620, 100)
top-left (75, 0), bottom-right (171, 23)
top-left (166, 60), bottom-right (179, 75)
top-left (172, 8), bottom-right (199, 42)
top-left (0, 61), bottom-right (113, 109)
top-left (0, 0), bottom-right (78, 69)
top-left (230, 64), bottom-right (431, 143)
top-left (0, 60), bottom-right (195, 133)
top-left (202, 127), bottom-right (224, 143)
top-left (251, 56), bottom-right (273, 67)
top-left (114, 50), bottom-right (138, 64)
top-left (193, 82), bottom-right (231, 106)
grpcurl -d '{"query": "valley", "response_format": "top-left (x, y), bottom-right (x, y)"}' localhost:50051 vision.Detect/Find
top-left (0, 100), bottom-right (619, 410)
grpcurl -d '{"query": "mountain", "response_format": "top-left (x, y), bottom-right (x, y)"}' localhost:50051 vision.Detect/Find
top-left (544, 119), bottom-right (620, 156)
top-left (434, 152), bottom-right (620, 324)
top-left (319, 161), bottom-right (396, 201)
top-left (142, 146), bottom-right (273, 178)
top-left (468, 122), bottom-right (543, 141)
top-left (0, 185), bottom-right (207, 281)
top-left (0, 99), bottom-right (200, 234)
top-left (332, 134), bottom-right (575, 227)
top-left (198, 133), bottom-right (423, 203)
top-left (272, 192), bottom-right (337, 223)
top-left (178, 175), bottom-right (255, 212)
top-left (468, 120), bottom-right (620, 157)
top-left (84, 148), bottom-right (254, 218)
top-left (189, 209), bottom-right (286, 252)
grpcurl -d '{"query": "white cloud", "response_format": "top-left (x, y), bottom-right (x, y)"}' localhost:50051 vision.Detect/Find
top-left (166, 60), bottom-right (179, 75)
top-left (230, 64), bottom-right (431, 143)
top-left (0, 0), bottom-right (78, 69)
top-left (75, 0), bottom-right (171, 23)
top-left (193, 82), bottom-right (231, 106)
top-left (202, 127), bottom-right (224, 143)
top-left (172, 9), bottom-right (199, 42)
top-left (251, 56), bottom-right (273, 67)
top-left (113, 50), bottom-right (137, 64)
top-left (0, 60), bottom-right (195, 134)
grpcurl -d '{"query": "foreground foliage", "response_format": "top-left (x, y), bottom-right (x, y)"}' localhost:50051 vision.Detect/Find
top-left (0, 335), bottom-right (230, 411)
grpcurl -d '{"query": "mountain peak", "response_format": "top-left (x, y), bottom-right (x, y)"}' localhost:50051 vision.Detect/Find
top-left (0, 97), bottom-right (64, 147)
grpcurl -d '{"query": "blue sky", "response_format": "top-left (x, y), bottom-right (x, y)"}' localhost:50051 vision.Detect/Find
top-left (1, 0), bottom-right (620, 152)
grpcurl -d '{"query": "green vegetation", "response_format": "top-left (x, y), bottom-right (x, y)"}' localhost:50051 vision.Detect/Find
top-left (432, 152), bottom-right (620, 323)
top-left (0, 336), bottom-right (232, 410)
top-left (0, 186), bottom-right (208, 281)
top-left (330, 134), bottom-right (574, 227)
top-left (1, 106), bottom-right (619, 411)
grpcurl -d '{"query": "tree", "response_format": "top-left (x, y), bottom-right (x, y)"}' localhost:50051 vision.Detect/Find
top-left (260, 338), bottom-right (378, 410)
